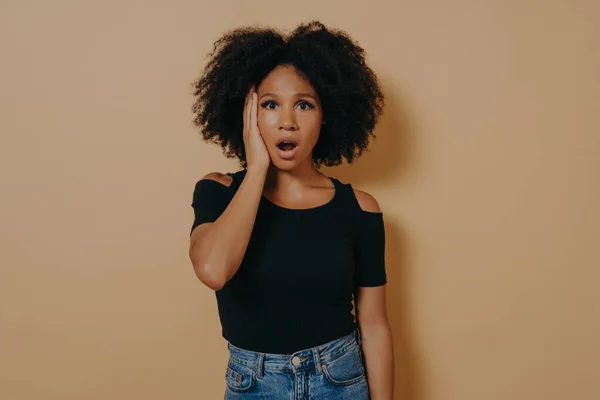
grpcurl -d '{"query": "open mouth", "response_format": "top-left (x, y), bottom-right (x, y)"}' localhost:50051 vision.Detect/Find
top-left (275, 138), bottom-right (299, 159)
top-left (277, 142), bottom-right (297, 151)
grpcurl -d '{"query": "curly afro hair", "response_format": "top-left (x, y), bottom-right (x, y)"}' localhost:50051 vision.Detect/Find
top-left (191, 20), bottom-right (384, 169)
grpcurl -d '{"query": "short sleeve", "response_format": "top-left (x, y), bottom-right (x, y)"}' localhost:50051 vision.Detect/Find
top-left (189, 178), bottom-right (232, 236)
top-left (354, 211), bottom-right (387, 287)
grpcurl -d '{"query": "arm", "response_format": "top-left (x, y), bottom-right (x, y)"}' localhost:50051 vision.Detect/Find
top-left (357, 286), bottom-right (394, 400)
top-left (189, 167), bottom-right (266, 290)
top-left (353, 189), bottom-right (395, 399)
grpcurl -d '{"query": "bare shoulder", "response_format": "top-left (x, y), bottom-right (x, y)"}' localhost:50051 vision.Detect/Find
top-left (201, 172), bottom-right (233, 187)
top-left (352, 188), bottom-right (382, 213)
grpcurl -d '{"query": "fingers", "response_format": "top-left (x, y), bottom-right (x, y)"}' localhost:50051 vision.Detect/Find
top-left (244, 88), bottom-right (251, 135)
top-left (251, 92), bottom-right (257, 131)
top-left (246, 86), bottom-right (257, 137)
top-left (244, 85), bottom-right (256, 136)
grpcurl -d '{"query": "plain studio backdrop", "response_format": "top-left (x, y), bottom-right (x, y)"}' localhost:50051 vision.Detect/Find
top-left (1, 1), bottom-right (598, 399)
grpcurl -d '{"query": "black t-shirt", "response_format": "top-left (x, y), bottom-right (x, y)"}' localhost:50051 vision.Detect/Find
top-left (190, 169), bottom-right (387, 354)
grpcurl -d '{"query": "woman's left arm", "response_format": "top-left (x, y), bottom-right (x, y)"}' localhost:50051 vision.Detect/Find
top-left (352, 188), bottom-right (394, 399)
top-left (357, 285), bottom-right (395, 400)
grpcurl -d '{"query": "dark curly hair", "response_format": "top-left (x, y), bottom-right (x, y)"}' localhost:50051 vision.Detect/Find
top-left (190, 20), bottom-right (384, 169)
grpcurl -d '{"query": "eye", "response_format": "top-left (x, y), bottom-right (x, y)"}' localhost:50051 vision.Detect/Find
top-left (259, 100), bottom-right (316, 111)
top-left (260, 100), bottom-right (277, 110)
top-left (297, 101), bottom-right (315, 111)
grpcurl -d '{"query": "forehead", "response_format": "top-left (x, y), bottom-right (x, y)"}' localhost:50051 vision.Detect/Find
top-left (257, 65), bottom-right (317, 96)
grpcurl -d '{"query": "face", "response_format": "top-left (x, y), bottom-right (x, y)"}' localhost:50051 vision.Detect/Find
top-left (256, 64), bottom-right (323, 170)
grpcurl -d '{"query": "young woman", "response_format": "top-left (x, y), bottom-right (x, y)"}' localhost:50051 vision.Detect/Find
top-left (189, 21), bottom-right (394, 399)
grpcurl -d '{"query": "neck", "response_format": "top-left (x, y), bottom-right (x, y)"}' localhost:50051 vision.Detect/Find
top-left (264, 159), bottom-right (324, 191)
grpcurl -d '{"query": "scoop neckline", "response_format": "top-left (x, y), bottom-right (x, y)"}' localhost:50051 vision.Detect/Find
top-left (260, 177), bottom-right (339, 212)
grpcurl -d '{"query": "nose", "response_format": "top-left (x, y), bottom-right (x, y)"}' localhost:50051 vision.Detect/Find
top-left (280, 121), bottom-right (297, 131)
top-left (279, 108), bottom-right (298, 131)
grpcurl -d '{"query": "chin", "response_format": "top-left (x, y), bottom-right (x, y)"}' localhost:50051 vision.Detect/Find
top-left (271, 159), bottom-right (298, 170)
top-left (269, 154), bottom-right (312, 171)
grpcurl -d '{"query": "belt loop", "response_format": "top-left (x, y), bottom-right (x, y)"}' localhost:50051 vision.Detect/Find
top-left (355, 326), bottom-right (362, 346)
top-left (312, 347), bottom-right (322, 375)
top-left (256, 353), bottom-right (264, 379)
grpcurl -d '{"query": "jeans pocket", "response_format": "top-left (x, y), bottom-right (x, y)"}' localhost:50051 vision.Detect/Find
top-left (321, 344), bottom-right (366, 386)
top-left (225, 359), bottom-right (255, 393)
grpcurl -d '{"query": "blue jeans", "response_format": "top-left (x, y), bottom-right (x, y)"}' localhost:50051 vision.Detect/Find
top-left (224, 328), bottom-right (370, 399)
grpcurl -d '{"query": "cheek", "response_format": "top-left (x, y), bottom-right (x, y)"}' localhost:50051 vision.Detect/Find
top-left (257, 111), bottom-right (277, 128)
top-left (303, 116), bottom-right (322, 142)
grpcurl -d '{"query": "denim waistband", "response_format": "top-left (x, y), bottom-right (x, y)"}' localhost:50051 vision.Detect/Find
top-left (226, 327), bottom-right (363, 376)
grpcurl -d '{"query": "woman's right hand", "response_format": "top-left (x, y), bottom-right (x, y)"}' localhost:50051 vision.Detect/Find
top-left (243, 85), bottom-right (271, 172)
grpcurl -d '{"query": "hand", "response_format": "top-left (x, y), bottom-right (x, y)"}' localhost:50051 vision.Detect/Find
top-left (243, 85), bottom-right (270, 172)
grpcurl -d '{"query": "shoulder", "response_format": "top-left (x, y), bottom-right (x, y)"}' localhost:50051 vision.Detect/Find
top-left (199, 171), bottom-right (233, 188)
top-left (352, 188), bottom-right (382, 213)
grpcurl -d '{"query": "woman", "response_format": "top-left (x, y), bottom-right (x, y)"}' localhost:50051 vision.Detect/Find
top-left (189, 21), bottom-right (394, 399)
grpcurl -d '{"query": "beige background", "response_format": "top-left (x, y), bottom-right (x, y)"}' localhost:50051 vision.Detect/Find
top-left (1, 1), bottom-right (599, 399)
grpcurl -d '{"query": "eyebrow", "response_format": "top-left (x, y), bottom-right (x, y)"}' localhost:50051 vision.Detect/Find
top-left (260, 92), bottom-right (317, 100)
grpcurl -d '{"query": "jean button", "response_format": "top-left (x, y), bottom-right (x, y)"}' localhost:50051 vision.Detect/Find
top-left (291, 356), bottom-right (301, 366)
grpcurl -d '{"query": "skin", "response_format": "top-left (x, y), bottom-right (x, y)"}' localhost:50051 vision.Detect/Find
top-left (255, 64), bottom-right (332, 205)
top-left (191, 64), bottom-right (394, 399)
